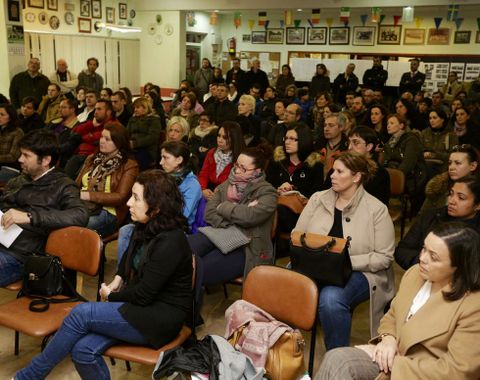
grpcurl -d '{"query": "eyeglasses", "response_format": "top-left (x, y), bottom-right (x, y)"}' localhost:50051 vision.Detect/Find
top-left (283, 136), bottom-right (298, 142)
top-left (451, 144), bottom-right (473, 152)
top-left (234, 162), bottom-right (256, 173)
top-left (348, 138), bottom-right (366, 147)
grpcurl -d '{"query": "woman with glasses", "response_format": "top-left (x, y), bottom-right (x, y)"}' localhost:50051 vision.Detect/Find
top-left (266, 123), bottom-right (324, 232)
top-left (188, 111), bottom-right (218, 168)
top-left (420, 144), bottom-right (479, 214)
top-left (396, 175), bottom-right (480, 270)
top-left (188, 143), bottom-right (277, 286)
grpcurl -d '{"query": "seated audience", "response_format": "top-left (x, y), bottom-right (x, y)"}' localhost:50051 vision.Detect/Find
top-left (0, 130), bottom-right (88, 287)
top-left (75, 86), bottom-right (87, 115)
top-left (283, 84), bottom-right (297, 104)
top-left (76, 90), bottom-right (97, 123)
top-left (227, 82), bottom-right (239, 103)
top-left (0, 103), bottom-right (24, 182)
top-left (395, 98), bottom-right (427, 131)
top-left (294, 152), bottom-right (395, 350)
top-left (294, 88), bottom-right (313, 123)
top-left (198, 121), bottom-right (245, 200)
top-left (270, 103), bottom-right (301, 147)
top-left (100, 87), bottom-right (113, 100)
top-left (37, 83), bottom-right (65, 124)
top-left (318, 222), bottom-right (480, 380)
top-left (119, 87), bottom-right (134, 114)
top-left (310, 92), bottom-right (333, 133)
top-left (18, 96), bottom-right (43, 133)
top-left (166, 116), bottom-right (190, 143)
top-left (127, 97), bottom-right (162, 170)
top-left (188, 112), bottom-right (218, 168)
top-left (396, 175), bottom-right (480, 269)
top-left (111, 91), bottom-right (132, 127)
top-left (172, 92), bottom-right (200, 128)
top-left (453, 106), bottom-right (480, 149)
top-left (188, 143), bottom-right (277, 286)
top-left (15, 170), bottom-right (192, 380)
top-left (144, 90), bottom-right (166, 128)
top-left (264, 99), bottom-right (286, 144)
top-left (258, 86), bottom-right (277, 120)
top-left (76, 123), bottom-right (139, 237)
top-left (205, 83), bottom-right (237, 125)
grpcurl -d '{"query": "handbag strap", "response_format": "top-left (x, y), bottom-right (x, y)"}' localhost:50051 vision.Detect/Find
top-left (300, 233), bottom-right (335, 251)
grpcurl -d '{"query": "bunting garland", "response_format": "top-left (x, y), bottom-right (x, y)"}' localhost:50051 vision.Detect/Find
top-left (209, 12), bottom-right (217, 25)
top-left (284, 10), bottom-right (292, 26)
top-left (340, 7), bottom-right (351, 23)
top-left (258, 11), bottom-right (267, 26)
top-left (264, 20), bottom-right (270, 30)
top-left (447, 4), bottom-right (459, 21)
top-left (360, 14), bottom-right (368, 26)
top-left (454, 17), bottom-right (463, 30)
top-left (379, 15), bottom-right (386, 25)
top-left (312, 9), bottom-right (320, 24)
top-left (294, 19), bottom-right (301, 28)
top-left (234, 12), bottom-right (241, 29)
top-left (248, 19), bottom-right (255, 30)
top-left (393, 15), bottom-right (401, 26)
top-left (434, 17), bottom-right (443, 29)
top-left (477, 17), bottom-right (480, 31)
top-left (279, 20), bottom-right (285, 28)
top-left (326, 18), bottom-right (333, 27)
top-left (402, 7), bottom-right (414, 23)
top-left (415, 17), bottom-right (423, 28)
top-left (371, 7), bottom-right (381, 23)
top-left (307, 19), bottom-right (314, 28)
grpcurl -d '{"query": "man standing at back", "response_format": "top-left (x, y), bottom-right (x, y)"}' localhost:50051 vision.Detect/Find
top-left (193, 58), bottom-right (214, 102)
top-left (49, 58), bottom-right (78, 100)
top-left (226, 58), bottom-right (245, 90)
top-left (363, 56), bottom-right (388, 91)
top-left (243, 58), bottom-right (269, 97)
top-left (0, 129), bottom-right (88, 286)
top-left (77, 57), bottom-right (104, 95)
top-left (333, 63), bottom-right (359, 105)
top-left (399, 58), bottom-right (425, 96)
top-left (9, 57), bottom-right (50, 109)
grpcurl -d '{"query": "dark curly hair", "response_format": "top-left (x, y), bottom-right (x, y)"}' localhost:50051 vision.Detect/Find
top-left (135, 170), bottom-right (187, 236)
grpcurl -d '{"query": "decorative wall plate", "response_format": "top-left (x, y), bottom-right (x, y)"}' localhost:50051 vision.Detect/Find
top-left (49, 15), bottom-right (60, 30)
top-left (164, 23), bottom-right (174, 36)
top-left (156, 14), bottom-right (162, 24)
top-left (39, 12), bottom-right (48, 25)
top-left (129, 9), bottom-right (136, 18)
top-left (64, 12), bottom-right (74, 25)
top-left (25, 12), bottom-right (35, 23)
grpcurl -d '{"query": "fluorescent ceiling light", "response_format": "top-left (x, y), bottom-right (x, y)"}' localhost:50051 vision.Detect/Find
top-left (97, 22), bottom-right (142, 33)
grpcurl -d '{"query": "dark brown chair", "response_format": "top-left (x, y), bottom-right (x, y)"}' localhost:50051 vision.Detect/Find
top-left (386, 168), bottom-right (408, 238)
top-left (0, 226), bottom-right (102, 355)
top-left (241, 265), bottom-right (319, 376)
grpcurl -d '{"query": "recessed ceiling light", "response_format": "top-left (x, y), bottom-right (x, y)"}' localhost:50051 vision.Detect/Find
top-left (214, 9), bottom-right (219, 13)
top-left (297, 8), bottom-right (303, 12)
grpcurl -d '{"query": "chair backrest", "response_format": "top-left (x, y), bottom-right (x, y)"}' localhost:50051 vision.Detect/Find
top-left (45, 226), bottom-right (102, 276)
top-left (242, 265), bottom-right (318, 331)
top-left (386, 168), bottom-right (405, 197)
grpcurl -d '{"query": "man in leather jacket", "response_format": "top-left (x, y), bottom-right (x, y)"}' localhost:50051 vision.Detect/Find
top-left (0, 129), bottom-right (88, 286)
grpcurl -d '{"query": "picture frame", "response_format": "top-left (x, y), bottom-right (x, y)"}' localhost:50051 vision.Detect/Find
top-left (454, 31), bottom-right (471, 44)
top-left (266, 28), bottom-right (284, 44)
top-left (286, 27), bottom-right (306, 45)
top-left (476, 31), bottom-right (480, 44)
top-left (47, 0), bottom-right (57, 11)
top-left (27, 0), bottom-right (44, 9)
top-left (64, 2), bottom-right (74, 11)
top-left (8, 0), bottom-right (21, 22)
top-left (378, 25), bottom-right (402, 45)
top-left (64, 11), bottom-right (74, 25)
top-left (119, 3), bottom-right (127, 20)
top-left (242, 34), bottom-right (251, 42)
top-left (106, 7), bottom-right (115, 23)
top-left (251, 31), bottom-right (266, 44)
top-left (307, 27), bottom-right (327, 45)
top-left (80, 0), bottom-right (90, 17)
top-left (427, 28), bottom-right (450, 45)
top-left (78, 17), bottom-right (91, 33)
top-left (91, 0), bottom-right (101, 19)
top-left (329, 26), bottom-right (350, 45)
top-left (403, 28), bottom-right (425, 45)
top-left (352, 26), bottom-right (375, 46)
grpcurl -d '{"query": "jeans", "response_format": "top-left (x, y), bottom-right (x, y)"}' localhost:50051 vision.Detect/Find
top-left (117, 223), bottom-right (134, 264)
top-left (319, 271), bottom-right (370, 350)
top-left (0, 250), bottom-right (22, 286)
top-left (87, 209), bottom-right (117, 238)
top-left (16, 302), bottom-right (149, 380)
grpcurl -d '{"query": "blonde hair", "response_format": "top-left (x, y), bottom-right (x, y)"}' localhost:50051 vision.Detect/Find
top-left (167, 116), bottom-right (190, 141)
top-left (133, 97), bottom-right (153, 115)
top-left (239, 94), bottom-right (256, 114)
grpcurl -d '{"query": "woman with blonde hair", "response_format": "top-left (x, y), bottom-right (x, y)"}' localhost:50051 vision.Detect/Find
top-left (167, 116), bottom-right (190, 143)
top-left (236, 94), bottom-right (260, 146)
top-left (126, 97), bottom-right (161, 170)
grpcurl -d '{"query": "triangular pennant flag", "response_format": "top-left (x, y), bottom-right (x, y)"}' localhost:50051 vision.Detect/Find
top-left (360, 14), bottom-right (368, 26)
top-left (234, 12), bottom-right (241, 29)
top-left (393, 15), bottom-right (401, 26)
top-left (294, 19), bottom-right (301, 28)
top-left (248, 19), bottom-right (255, 30)
top-left (284, 10), bottom-right (292, 26)
top-left (415, 17), bottom-right (423, 28)
top-left (307, 19), bottom-right (314, 28)
top-left (434, 17), bottom-right (443, 29)
top-left (371, 7), bottom-right (381, 23)
top-left (447, 4), bottom-right (459, 21)
top-left (279, 20), bottom-right (285, 28)
top-left (258, 11), bottom-right (267, 26)
top-left (326, 18), bottom-right (333, 27)
top-left (379, 15), bottom-right (386, 24)
top-left (402, 7), bottom-right (414, 23)
top-left (454, 17), bottom-right (463, 30)
top-left (312, 9), bottom-right (320, 24)
top-left (210, 12), bottom-right (218, 25)
top-left (340, 7), bottom-right (350, 23)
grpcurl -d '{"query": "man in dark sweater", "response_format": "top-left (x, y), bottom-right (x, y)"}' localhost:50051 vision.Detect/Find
top-left (243, 58), bottom-right (269, 96)
top-left (205, 83), bottom-right (237, 125)
top-left (111, 91), bottom-right (132, 127)
top-left (362, 56), bottom-right (388, 91)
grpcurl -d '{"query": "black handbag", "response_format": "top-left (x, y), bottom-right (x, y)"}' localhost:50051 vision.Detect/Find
top-left (290, 231), bottom-right (352, 287)
top-left (21, 254), bottom-right (86, 312)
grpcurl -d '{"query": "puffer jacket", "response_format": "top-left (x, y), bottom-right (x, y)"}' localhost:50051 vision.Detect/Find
top-left (418, 171), bottom-right (450, 215)
top-left (0, 169), bottom-right (89, 261)
top-left (205, 175), bottom-right (278, 276)
top-left (266, 146), bottom-right (324, 198)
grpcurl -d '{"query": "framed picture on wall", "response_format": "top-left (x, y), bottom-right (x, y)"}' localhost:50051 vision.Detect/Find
top-left (307, 27), bottom-right (327, 45)
top-left (266, 29), bottom-right (284, 44)
top-left (27, 0), bottom-right (44, 9)
top-left (329, 27), bottom-right (350, 45)
top-left (80, 0), bottom-right (90, 17)
top-left (403, 28), bottom-right (425, 45)
top-left (476, 31), bottom-right (480, 43)
top-left (251, 31), bottom-right (266, 44)
top-left (106, 7), bottom-right (115, 23)
top-left (242, 34), bottom-right (251, 42)
top-left (352, 26), bottom-right (375, 46)
top-left (91, 0), bottom-right (101, 19)
top-left (286, 27), bottom-right (306, 45)
top-left (454, 31), bottom-right (471, 44)
top-left (47, 0), bottom-right (57, 11)
top-left (78, 17), bottom-right (91, 33)
top-left (378, 25), bottom-right (402, 44)
top-left (427, 28), bottom-right (450, 45)
top-left (8, 1), bottom-right (21, 21)
top-left (119, 3), bottom-right (127, 20)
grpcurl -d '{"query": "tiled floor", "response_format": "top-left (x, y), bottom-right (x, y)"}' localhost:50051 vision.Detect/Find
top-left (0, 232), bottom-right (405, 379)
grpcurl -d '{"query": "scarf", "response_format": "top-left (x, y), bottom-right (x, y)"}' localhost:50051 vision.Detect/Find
top-left (226, 167), bottom-right (263, 203)
top-left (214, 148), bottom-right (232, 178)
top-left (194, 124), bottom-right (217, 138)
top-left (87, 151), bottom-right (123, 192)
top-left (170, 167), bottom-right (189, 186)
top-left (387, 131), bottom-right (405, 149)
top-left (454, 121), bottom-right (467, 136)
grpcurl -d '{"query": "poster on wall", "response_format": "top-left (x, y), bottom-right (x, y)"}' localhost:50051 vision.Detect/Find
top-left (464, 64), bottom-right (480, 81)
top-left (423, 62), bottom-right (451, 96)
top-left (450, 63), bottom-right (465, 81)
top-left (7, 24), bottom-right (24, 44)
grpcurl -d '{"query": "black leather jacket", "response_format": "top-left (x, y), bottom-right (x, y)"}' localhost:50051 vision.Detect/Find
top-left (0, 169), bottom-right (89, 261)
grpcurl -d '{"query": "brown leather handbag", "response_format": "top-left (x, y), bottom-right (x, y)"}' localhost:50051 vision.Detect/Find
top-left (228, 325), bottom-right (306, 380)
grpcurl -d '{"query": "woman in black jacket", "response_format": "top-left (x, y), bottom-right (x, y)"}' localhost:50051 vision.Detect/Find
top-left (16, 170), bottom-right (193, 380)
top-left (395, 175), bottom-right (480, 270)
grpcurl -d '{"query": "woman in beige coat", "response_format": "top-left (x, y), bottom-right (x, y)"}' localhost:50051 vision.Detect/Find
top-left (317, 223), bottom-right (480, 380)
top-left (294, 152), bottom-right (395, 350)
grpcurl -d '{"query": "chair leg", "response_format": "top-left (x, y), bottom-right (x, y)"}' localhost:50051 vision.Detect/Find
top-left (308, 320), bottom-right (318, 377)
top-left (110, 358), bottom-right (116, 366)
top-left (14, 331), bottom-right (19, 356)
